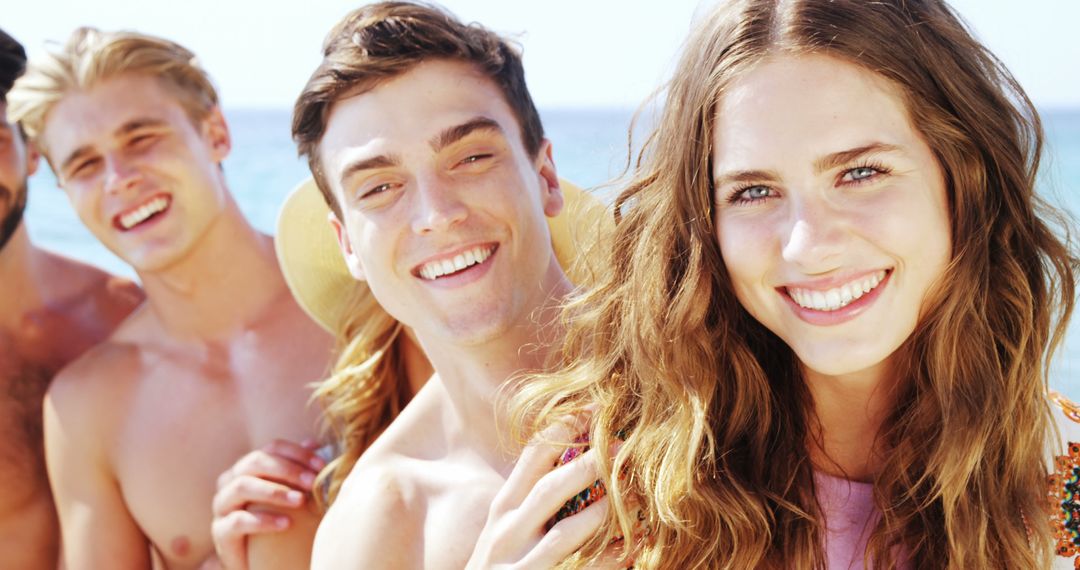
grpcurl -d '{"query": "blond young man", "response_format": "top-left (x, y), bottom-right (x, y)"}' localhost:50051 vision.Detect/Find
top-left (7, 29), bottom-right (333, 568)
top-left (0, 28), bottom-right (142, 569)
top-left (244, 3), bottom-right (615, 568)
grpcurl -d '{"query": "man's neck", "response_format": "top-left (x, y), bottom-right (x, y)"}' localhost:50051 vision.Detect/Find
top-left (0, 224), bottom-right (49, 326)
top-left (418, 261), bottom-right (573, 472)
top-left (137, 199), bottom-right (287, 342)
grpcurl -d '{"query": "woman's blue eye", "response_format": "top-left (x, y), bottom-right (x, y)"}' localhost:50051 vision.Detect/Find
top-left (846, 167), bottom-right (877, 181)
top-left (726, 185), bottom-right (773, 205)
top-left (745, 186), bottom-right (770, 199)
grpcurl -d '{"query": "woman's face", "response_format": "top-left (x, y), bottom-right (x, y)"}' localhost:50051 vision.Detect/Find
top-left (712, 54), bottom-right (951, 380)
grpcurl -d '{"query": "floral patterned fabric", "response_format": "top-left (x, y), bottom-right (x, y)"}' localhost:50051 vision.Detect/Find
top-left (1049, 392), bottom-right (1080, 568)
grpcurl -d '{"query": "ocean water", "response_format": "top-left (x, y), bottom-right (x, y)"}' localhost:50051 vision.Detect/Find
top-left (21, 108), bottom-right (1080, 396)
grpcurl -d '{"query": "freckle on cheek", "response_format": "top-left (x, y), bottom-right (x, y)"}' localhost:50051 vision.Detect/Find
top-left (170, 535), bottom-right (191, 557)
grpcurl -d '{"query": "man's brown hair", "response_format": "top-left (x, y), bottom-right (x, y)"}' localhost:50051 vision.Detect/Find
top-left (292, 1), bottom-right (544, 218)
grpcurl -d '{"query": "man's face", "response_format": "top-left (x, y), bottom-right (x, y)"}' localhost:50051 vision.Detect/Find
top-left (0, 100), bottom-right (38, 251)
top-left (42, 74), bottom-right (231, 272)
top-left (320, 59), bottom-right (564, 346)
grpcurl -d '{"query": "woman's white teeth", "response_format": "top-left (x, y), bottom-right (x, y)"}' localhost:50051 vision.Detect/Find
top-left (788, 270), bottom-right (886, 311)
top-left (120, 197), bottom-right (168, 229)
top-left (420, 246), bottom-right (493, 280)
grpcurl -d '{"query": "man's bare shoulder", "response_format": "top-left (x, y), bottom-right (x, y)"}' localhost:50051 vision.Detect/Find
top-left (46, 332), bottom-right (142, 420)
top-left (311, 454), bottom-right (421, 568)
top-left (40, 249), bottom-right (143, 314)
top-left (310, 382), bottom-right (450, 568)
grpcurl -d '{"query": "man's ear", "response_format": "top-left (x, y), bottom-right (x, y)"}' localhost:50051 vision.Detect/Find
top-left (201, 106), bottom-right (232, 162)
top-left (24, 137), bottom-right (40, 178)
top-left (535, 139), bottom-right (563, 218)
top-left (328, 210), bottom-right (366, 281)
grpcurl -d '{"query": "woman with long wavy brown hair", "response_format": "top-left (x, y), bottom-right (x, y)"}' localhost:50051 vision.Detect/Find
top-left (491, 0), bottom-right (1080, 568)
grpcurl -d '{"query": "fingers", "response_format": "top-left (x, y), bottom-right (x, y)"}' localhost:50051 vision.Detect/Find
top-left (217, 440), bottom-right (325, 489)
top-left (212, 474), bottom-right (309, 517)
top-left (211, 509), bottom-right (291, 570)
top-left (498, 414), bottom-right (590, 512)
top-left (261, 438), bottom-right (328, 473)
top-left (524, 494), bottom-right (611, 569)
top-left (515, 448), bottom-right (602, 533)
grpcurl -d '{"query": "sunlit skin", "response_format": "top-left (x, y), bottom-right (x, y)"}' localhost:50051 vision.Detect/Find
top-left (323, 62), bottom-right (565, 348)
top-left (0, 100), bottom-right (142, 569)
top-left (309, 59), bottom-right (573, 569)
top-left (36, 73), bottom-right (331, 569)
top-left (712, 54), bottom-right (951, 478)
top-left (42, 74), bottom-right (230, 273)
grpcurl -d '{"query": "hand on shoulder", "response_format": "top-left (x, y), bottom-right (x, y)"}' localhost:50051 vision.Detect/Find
top-left (211, 438), bottom-right (326, 570)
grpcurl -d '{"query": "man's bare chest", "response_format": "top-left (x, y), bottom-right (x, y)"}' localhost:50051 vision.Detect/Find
top-left (0, 343), bottom-right (53, 508)
top-left (109, 358), bottom-right (322, 567)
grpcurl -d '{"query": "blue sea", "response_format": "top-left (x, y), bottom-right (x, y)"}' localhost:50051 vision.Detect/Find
top-left (22, 108), bottom-right (1080, 397)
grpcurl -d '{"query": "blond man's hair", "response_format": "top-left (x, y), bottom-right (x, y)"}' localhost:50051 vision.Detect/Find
top-left (7, 27), bottom-right (219, 153)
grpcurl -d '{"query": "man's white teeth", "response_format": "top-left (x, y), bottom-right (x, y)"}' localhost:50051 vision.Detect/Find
top-left (419, 246), bottom-right (494, 280)
top-left (788, 270), bottom-right (886, 312)
top-left (120, 197), bottom-right (168, 230)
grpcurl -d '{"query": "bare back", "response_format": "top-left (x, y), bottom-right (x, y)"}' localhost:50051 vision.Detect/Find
top-left (45, 289), bottom-right (332, 569)
top-left (311, 379), bottom-right (507, 570)
top-left (0, 251), bottom-right (141, 569)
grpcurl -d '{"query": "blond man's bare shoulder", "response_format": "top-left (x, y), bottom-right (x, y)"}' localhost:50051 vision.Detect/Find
top-left (45, 308), bottom-right (157, 428)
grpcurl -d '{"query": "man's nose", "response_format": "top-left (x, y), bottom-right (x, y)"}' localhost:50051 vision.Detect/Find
top-left (103, 154), bottom-right (142, 195)
top-left (410, 175), bottom-right (468, 234)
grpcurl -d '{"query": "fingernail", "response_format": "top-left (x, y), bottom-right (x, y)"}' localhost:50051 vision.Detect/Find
top-left (301, 438), bottom-right (317, 448)
top-left (300, 471), bottom-right (316, 487)
top-left (276, 516), bottom-right (290, 529)
top-left (286, 490), bottom-right (304, 505)
top-left (310, 456), bottom-right (327, 470)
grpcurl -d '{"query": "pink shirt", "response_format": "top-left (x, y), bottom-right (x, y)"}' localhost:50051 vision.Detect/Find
top-left (815, 472), bottom-right (911, 570)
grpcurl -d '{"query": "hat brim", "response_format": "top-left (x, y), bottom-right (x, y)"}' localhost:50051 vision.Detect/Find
top-left (275, 177), bottom-right (609, 333)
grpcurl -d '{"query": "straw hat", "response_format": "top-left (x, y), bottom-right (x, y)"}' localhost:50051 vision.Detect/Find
top-left (275, 177), bottom-right (609, 333)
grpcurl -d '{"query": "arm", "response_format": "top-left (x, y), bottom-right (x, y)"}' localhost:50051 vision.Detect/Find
top-left (211, 439), bottom-right (325, 570)
top-left (44, 369), bottom-right (150, 569)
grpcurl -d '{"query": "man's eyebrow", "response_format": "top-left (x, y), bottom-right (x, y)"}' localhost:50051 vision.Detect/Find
top-left (339, 153), bottom-right (402, 186)
top-left (813, 142), bottom-right (902, 174)
top-left (116, 118), bottom-right (168, 136)
top-left (429, 117), bottom-right (504, 152)
top-left (58, 118), bottom-right (170, 173)
top-left (59, 145), bottom-right (95, 174)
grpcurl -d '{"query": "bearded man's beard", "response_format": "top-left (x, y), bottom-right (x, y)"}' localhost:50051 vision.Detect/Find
top-left (0, 180), bottom-right (28, 252)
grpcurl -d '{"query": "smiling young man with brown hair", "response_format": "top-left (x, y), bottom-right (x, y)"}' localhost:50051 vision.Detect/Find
top-left (274, 3), bottom-right (611, 568)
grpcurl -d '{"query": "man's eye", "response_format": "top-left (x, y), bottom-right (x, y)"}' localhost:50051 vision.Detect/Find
top-left (360, 183), bottom-right (396, 199)
top-left (129, 134), bottom-right (159, 149)
top-left (460, 154), bottom-right (491, 166)
top-left (71, 158), bottom-right (101, 178)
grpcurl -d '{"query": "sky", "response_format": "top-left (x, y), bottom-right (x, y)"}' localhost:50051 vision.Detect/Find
top-left (5, 0), bottom-right (1079, 111)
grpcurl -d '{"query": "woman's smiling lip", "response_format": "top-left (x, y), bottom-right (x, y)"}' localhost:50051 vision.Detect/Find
top-left (777, 268), bottom-right (893, 326)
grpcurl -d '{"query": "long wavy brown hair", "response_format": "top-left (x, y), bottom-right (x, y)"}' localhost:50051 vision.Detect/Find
top-left (512, 0), bottom-right (1077, 568)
